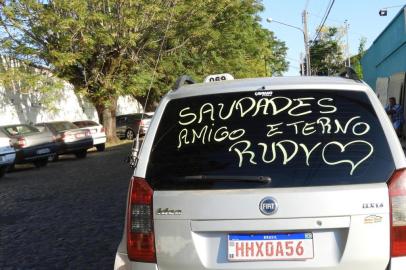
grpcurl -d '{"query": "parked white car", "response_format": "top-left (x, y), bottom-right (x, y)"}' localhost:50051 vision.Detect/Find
top-left (115, 72), bottom-right (406, 270)
top-left (139, 112), bottom-right (154, 135)
top-left (0, 130), bottom-right (16, 178)
top-left (73, 120), bottom-right (107, 151)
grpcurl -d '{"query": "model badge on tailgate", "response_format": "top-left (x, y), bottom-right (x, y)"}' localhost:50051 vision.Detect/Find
top-left (156, 208), bottom-right (182, 215)
top-left (362, 202), bottom-right (384, 209)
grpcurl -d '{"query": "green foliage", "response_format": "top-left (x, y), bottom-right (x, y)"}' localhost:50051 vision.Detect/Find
top-left (351, 37), bottom-right (367, 80)
top-left (309, 26), bottom-right (345, 75)
top-left (0, 0), bottom-right (288, 139)
top-left (0, 0), bottom-right (287, 103)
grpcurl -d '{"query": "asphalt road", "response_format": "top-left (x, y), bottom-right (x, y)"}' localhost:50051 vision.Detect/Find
top-left (0, 143), bottom-right (133, 270)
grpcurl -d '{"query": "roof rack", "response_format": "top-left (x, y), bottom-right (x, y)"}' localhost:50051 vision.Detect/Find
top-left (338, 67), bottom-right (360, 81)
top-left (173, 75), bottom-right (195, 90)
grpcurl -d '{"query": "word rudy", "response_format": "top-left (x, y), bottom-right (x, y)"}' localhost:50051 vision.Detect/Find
top-left (229, 139), bottom-right (373, 175)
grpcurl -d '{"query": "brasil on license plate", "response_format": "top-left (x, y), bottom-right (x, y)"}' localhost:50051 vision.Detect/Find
top-left (228, 233), bottom-right (313, 261)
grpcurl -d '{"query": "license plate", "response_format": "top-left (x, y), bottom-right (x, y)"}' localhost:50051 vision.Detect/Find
top-left (37, 148), bottom-right (50, 155)
top-left (228, 233), bottom-right (314, 261)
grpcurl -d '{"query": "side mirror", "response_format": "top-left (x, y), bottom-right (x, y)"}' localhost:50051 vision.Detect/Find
top-left (127, 133), bottom-right (140, 168)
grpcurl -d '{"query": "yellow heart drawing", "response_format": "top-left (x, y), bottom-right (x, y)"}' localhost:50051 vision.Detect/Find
top-left (321, 140), bottom-right (374, 175)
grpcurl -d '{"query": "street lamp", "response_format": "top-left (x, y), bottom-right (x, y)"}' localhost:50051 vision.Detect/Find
top-left (379, 5), bottom-right (404, 16)
top-left (267, 17), bottom-right (311, 76)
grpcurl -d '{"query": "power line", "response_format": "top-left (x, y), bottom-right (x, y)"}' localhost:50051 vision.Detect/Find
top-left (313, 0), bottom-right (336, 41)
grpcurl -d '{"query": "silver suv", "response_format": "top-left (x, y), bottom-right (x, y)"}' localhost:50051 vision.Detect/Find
top-left (114, 75), bottom-right (406, 270)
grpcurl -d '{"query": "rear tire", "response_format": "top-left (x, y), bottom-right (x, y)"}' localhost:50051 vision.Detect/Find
top-left (34, 159), bottom-right (48, 168)
top-left (7, 163), bottom-right (15, 172)
top-left (48, 154), bottom-right (59, 162)
top-left (96, 143), bottom-right (105, 152)
top-left (0, 166), bottom-right (6, 178)
top-left (75, 150), bottom-right (87, 159)
top-left (125, 129), bottom-right (135, 140)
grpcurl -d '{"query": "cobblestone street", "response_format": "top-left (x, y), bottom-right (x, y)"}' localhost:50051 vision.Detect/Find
top-left (0, 143), bottom-right (133, 270)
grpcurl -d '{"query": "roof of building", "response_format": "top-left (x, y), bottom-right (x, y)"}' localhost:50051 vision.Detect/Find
top-left (372, 5), bottom-right (406, 45)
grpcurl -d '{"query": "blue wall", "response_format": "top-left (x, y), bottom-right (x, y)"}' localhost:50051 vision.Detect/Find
top-left (361, 7), bottom-right (406, 89)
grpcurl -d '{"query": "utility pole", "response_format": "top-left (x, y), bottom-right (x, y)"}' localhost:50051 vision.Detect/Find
top-left (302, 10), bottom-right (311, 76)
top-left (345, 20), bottom-right (350, 67)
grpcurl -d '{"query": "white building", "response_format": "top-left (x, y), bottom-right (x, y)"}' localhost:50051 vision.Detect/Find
top-left (0, 81), bottom-right (143, 126)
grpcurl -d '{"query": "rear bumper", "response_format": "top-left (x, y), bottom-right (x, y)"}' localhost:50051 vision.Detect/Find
top-left (57, 138), bottom-right (93, 154)
top-left (114, 252), bottom-right (158, 270)
top-left (92, 136), bottom-right (106, 146)
top-left (390, 257), bottom-right (406, 269)
top-left (113, 253), bottom-right (405, 270)
top-left (0, 152), bottom-right (16, 166)
top-left (15, 143), bottom-right (56, 163)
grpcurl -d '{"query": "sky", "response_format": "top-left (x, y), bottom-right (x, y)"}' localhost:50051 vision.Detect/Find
top-left (260, 0), bottom-right (406, 75)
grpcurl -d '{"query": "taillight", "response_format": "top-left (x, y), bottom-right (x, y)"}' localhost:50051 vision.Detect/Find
top-left (140, 120), bottom-right (145, 127)
top-left (16, 137), bottom-right (26, 148)
top-left (127, 177), bottom-right (156, 262)
top-left (101, 127), bottom-right (105, 133)
top-left (388, 169), bottom-right (406, 257)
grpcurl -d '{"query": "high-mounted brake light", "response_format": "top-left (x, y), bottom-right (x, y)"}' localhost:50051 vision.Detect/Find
top-left (127, 177), bottom-right (156, 262)
top-left (388, 169), bottom-right (406, 257)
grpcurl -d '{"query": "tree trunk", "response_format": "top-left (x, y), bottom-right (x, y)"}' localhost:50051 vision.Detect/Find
top-left (135, 95), bottom-right (159, 112)
top-left (95, 97), bottom-right (119, 143)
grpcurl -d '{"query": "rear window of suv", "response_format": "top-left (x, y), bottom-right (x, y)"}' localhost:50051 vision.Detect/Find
top-left (146, 90), bottom-right (395, 190)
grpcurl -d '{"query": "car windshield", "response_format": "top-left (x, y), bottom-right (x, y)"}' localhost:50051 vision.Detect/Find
top-left (3, 125), bottom-right (39, 136)
top-left (146, 90), bottom-right (395, 190)
top-left (50, 122), bottom-right (78, 132)
top-left (74, 121), bottom-right (98, 127)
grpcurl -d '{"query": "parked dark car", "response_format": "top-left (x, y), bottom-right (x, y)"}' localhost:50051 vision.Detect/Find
top-left (35, 121), bottom-right (93, 160)
top-left (116, 113), bottom-right (153, 140)
top-left (0, 124), bottom-right (56, 168)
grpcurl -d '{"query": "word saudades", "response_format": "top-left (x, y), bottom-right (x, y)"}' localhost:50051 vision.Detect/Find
top-left (178, 96), bottom-right (336, 126)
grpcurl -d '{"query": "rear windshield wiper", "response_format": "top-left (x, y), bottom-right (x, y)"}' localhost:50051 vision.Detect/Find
top-left (175, 175), bottom-right (272, 184)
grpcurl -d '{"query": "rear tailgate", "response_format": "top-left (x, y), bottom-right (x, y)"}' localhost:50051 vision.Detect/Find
top-left (154, 184), bottom-right (390, 270)
top-left (24, 131), bottom-right (54, 146)
top-left (142, 89), bottom-right (396, 270)
top-left (63, 128), bottom-right (91, 141)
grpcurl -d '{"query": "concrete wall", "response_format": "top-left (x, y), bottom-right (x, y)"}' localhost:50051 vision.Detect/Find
top-left (0, 82), bottom-right (143, 126)
top-left (361, 7), bottom-right (406, 90)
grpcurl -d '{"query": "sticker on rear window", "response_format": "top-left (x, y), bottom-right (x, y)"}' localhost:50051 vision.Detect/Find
top-left (176, 94), bottom-right (373, 175)
top-left (147, 90), bottom-right (394, 189)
